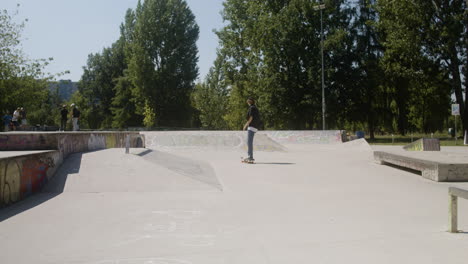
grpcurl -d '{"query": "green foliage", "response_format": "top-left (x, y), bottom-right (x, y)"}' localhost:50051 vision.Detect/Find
top-left (111, 74), bottom-right (141, 128)
top-left (224, 84), bottom-right (248, 130)
top-left (0, 6), bottom-right (66, 128)
top-left (376, 0), bottom-right (459, 135)
top-left (191, 53), bottom-right (229, 129)
top-left (214, 0), bottom-right (357, 129)
top-left (129, 0), bottom-right (199, 127)
top-left (190, 0), bottom-right (465, 136)
top-left (76, 0), bottom-right (199, 129)
top-left (143, 101), bottom-right (157, 128)
top-left (3, 0), bottom-right (460, 133)
top-left (78, 40), bottom-right (127, 129)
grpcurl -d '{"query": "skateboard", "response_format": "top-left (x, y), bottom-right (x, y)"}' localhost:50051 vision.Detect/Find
top-left (241, 157), bottom-right (255, 164)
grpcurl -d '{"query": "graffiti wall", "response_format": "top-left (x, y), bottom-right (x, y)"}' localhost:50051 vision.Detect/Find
top-left (0, 132), bottom-right (145, 154)
top-left (0, 134), bottom-right (57, 151)
top-left (0, 151), bottom-right (61, 207)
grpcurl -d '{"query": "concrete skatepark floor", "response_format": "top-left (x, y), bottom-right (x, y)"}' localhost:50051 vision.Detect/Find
top-left (1, 138), bottom-right (468, 264)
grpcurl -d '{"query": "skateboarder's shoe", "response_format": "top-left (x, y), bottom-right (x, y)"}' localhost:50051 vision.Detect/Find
top-left (242, 158), bottom-right (255, 164)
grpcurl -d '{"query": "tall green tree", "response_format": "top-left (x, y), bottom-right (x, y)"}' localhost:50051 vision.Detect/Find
top-left (216, 0), bottom-right (357, 130)
top-left (78, 40), bottom-right (127, 129)
top-left (129, 0), bottom-right (199, 127)
top-left (346, 0), bottom-right (384, 139)
top-left (191, 52), bottom-right (229, 129)
top-left (377, 0), bottom-right (457, 134)
top-left (111, 9), bottom-right (142, 129)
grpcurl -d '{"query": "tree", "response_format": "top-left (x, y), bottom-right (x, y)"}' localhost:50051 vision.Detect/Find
top-left (216, 0), bottom-right (358, 130)
top-left (0, 6), bottom-right (63, 127)
top-left (377, 0), bottom-right (457, 134)
top-left (129, 0), bottom-right (199, 127)
top-left (78, 41), bottom-right (126, 129)
top-left (191, 52), bottom-right (229, 129)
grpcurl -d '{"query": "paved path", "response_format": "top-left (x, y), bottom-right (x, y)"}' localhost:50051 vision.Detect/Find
top-left (1, 141), bottom-right (468, 263)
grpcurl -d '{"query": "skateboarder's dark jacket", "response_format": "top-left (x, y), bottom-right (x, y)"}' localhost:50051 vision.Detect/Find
top-left (246, 104), bottom-right (261, 129)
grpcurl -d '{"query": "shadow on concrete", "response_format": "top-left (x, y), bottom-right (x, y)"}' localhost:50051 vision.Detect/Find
top-left (255, 162), bottom-right (295, 165)
top-left (382, 163), bottom-right (422, 176)
top-left (136, 149), bottom-right (153, 157)
top-left (0, 152), bottom-right (84, 222)
top-left (42, 152), bottom-right (84, 193)
top-left (0, 193), bottom-right (60, 222)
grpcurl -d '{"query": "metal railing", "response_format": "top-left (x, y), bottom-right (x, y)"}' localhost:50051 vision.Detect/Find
top-left (449, 187), bottom-right (468, 233)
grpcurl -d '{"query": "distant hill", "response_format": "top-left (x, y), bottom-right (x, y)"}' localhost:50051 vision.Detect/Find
top-left (49, 80), bottom-right (78, 101)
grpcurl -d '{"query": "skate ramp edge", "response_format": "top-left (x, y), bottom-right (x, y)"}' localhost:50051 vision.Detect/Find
top-left (142, 130), bottom-right (346, 150)
top-left (342, 138), bottom-right (372, 151)
top-left (139, 149), bottom-right (223, 191)
top-left (265, 130), bottom-right (346, 144)
top-left (142, 131), bottom-right (286, 151)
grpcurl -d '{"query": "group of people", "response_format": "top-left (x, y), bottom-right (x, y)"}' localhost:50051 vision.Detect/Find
top-left (60, 104), bottom-right (81, 131)
top-left (2, 107), bottom-right (27, 131)
top-left (1, 104), bottom-right (81, 132)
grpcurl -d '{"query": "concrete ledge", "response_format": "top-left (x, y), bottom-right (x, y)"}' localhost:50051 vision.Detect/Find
top-left (374, 151), bottom-right (468, 182)
top-left (0, 150), bottom-right (62, 207)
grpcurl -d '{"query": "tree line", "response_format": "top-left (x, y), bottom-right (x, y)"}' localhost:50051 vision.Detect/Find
top-left (192, 0), bottom-right (466, 138)
top-left (1, 1), bottom-right (466, 138)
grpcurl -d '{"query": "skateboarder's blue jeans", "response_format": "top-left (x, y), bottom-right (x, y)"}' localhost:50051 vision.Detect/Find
top-left (247, 130), bottom-right (255, 159)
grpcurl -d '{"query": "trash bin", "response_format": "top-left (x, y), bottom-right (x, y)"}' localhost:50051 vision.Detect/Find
top-left (356, 131), bottom-right (365, 139)
top-left (449, 128), bottom-right (455, 138)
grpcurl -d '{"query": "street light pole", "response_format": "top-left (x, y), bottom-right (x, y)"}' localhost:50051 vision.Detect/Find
top-left (314, 3), bottom-right (326, 130)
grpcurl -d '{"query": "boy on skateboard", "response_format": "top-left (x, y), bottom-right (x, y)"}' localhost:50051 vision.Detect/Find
top-left (242, 97), bottom-right (261, 163)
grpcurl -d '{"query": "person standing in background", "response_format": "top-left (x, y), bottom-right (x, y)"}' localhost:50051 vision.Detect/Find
top-left (3, 111), bottom-right (12, 132)
top-left (12, 107), bottom-right (21, 131)
top-left (60, 104), bottom-right (69, 131)
top-left (20, 107), bottom-right (27, 126)
top-left (71, 104), bottom-right (81, 131)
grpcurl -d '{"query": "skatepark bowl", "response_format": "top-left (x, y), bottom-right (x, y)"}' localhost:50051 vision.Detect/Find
top-left (1, 130), bottom-right (468, 264)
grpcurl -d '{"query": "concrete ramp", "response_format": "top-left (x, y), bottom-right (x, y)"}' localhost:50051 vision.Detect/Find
top-left (43, 149), bottom-right (220, 193)
top-left (142, 131), bottom-right (285, 152)
top-left (403, 138), bottom-right (440, 151)
top-left (139, 149), bottom-right (223, 190)
top-left (342, 138), bottom-right (372, 152)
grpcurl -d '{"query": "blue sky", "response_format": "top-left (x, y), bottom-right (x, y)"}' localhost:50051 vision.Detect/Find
top-left (3, 0), bottom-right (225, 82)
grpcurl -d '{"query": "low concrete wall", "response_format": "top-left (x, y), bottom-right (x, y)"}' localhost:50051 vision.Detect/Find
top-left (0, 133), bottom-right (58, 150)
top-left (0, 132), bottom-right (145, 155)
top-left (264, 130), bottom-right (346, 144)
top-left (56, 132), bottom-right (145, 158)
top-left (142, 130), bottom-right (345, 151)
top-left (142, 131), bottom-right (286, 151)
top-left (0, 151), bottom-right (62, 207)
